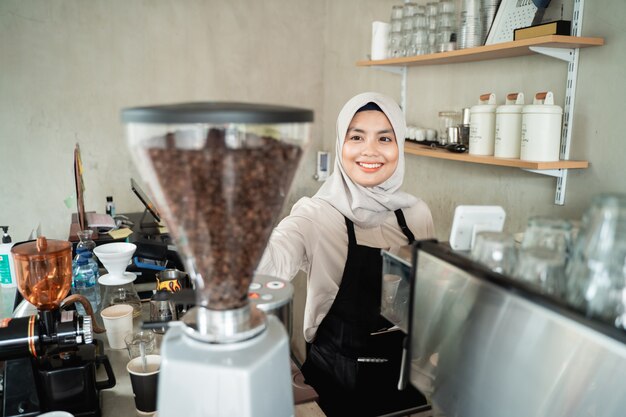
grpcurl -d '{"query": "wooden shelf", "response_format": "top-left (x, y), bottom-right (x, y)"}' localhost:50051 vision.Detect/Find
top-left (405, 142), bottom-right (589, 170)
top-left (357, 35), bottom-right (604, 67)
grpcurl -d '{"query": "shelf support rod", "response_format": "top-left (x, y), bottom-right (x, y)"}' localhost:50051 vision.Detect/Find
top-left (551, 0), bottom-right (585, 205)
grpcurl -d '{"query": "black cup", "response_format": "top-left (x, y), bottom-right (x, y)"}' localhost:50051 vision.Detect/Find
top-left (127, 354), bottom-right (161, 414)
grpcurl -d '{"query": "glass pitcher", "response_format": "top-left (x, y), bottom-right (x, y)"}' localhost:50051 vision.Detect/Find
top-left (99, 280), bottom-right (142, 318)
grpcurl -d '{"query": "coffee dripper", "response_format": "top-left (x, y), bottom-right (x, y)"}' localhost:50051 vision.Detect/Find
top-left (1, 236), bottom-right (115, 417)
top-left (94, 242), bottom-right (142, 317)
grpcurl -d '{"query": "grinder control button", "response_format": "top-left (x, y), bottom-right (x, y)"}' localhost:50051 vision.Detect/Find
top-left (267, 281), bottom-right (285, 290)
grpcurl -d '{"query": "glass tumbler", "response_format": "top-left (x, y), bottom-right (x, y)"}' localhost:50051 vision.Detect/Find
top-left (521, 216), bottom-right (573, 257)
top-left (566, 194), bottom-right (626, 328)
top-left (470, 231), bottom-right (517, 275)
top-left (388, 30), bottom-right (404, 58)
top-left (514, 247), bottom-right (566, 297)
top-left (125, 331), bottom-right (156, 359)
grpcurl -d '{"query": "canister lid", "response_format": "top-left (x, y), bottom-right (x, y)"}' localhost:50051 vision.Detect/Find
top-left (496, 104), bottom-right (524, 114)
top-left (122, 102), bottom-right (314, 124)
top-left (522, 104), bottom-right (563, 114)
top-left (11, 236), bottom-right (71, 260)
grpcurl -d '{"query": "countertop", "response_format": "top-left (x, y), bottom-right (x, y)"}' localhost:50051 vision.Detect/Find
top-left (96, 301), bottom-right (325, 417)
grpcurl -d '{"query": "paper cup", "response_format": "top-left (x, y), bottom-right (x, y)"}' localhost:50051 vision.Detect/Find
top-left (101, 304), bottom-right (134, 349)
top-left (371, 21), bottom-right (390, 60)
top-left (127, 354), bottom-right (161, 415)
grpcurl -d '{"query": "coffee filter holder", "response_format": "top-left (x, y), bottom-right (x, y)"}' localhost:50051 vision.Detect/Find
top-left (94, 242), bottom-right (142, 317)
top-left (93, 243), bottom-right (137, 282)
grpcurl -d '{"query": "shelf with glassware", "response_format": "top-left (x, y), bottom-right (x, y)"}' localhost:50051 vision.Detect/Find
top-left (356, 35), bottom-right (603, 67)
top-left (357, 33), bottom-right (603, 204)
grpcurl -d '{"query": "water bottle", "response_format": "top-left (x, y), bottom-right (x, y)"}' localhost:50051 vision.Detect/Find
top-left (73, 251), bottom-right (101, 314)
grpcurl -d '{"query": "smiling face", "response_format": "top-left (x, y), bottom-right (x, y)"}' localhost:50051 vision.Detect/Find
top-left (341, 110), bottom-right (399, 187)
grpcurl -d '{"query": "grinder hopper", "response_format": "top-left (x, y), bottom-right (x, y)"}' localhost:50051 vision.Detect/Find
top-left (123, 103), bottom-right (311, 316)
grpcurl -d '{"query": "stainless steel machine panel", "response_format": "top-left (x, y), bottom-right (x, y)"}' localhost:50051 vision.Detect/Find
top-left (409, 242), bottom-right (626, 417)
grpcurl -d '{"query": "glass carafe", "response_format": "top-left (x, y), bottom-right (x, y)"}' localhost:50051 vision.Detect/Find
top-left (99, 280), bottom-right (142, 318)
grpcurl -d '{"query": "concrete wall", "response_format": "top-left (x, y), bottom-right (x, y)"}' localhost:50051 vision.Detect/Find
top-left (2, 0), bottom-right (625, 361)
top-left (0, 0), bottom-right (326, 241)
top-left (323, 0), bottom-right (626, 240)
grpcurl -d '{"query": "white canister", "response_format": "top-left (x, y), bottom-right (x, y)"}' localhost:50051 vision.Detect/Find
top-left (469, 93), bottom-right (497, 156)
top-left (521, 92), bottom-right (563, 162)
top-left (494, 92), bottom-right (525, 158)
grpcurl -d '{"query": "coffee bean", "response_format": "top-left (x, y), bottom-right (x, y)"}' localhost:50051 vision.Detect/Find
top-left (147, 128), bottom-right (302, 310)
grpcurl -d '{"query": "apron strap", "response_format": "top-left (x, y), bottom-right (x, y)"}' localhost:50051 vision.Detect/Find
top-left (346, 210), bottom-right (414, 245)
top-left (394, 209), bottom-right (415, 244)
top-left (344, 217), bottom-right (357, 246)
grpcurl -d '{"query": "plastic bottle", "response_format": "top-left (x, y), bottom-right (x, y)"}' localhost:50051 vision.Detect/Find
top-left (106, 196), bottom-right (116, 217)
top-left (0, 226), bottom-right (16, 287)
top-left (73, 251), bottom-right (101, 314)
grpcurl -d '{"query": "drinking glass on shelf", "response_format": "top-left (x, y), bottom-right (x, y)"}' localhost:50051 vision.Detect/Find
top-left (388, 31), bottom-right (404, 58)
top-left (408, 28), bottom-right (430, 56)
top-left (566, 194), bottom-right (626, 328)
top-left (521, 216), bottom-right (573, 257)
top-left (390, 4), bottom-right (403, 20)
top-left (470, 231), bottom-right (517, 275)
top-left (514, 247), bottom-right (566, 297)
top-left (402, 2), bottom-right (418, 18)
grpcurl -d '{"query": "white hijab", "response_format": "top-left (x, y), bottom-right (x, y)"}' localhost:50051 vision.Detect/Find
top-left (314, 92), bottom-right (418, 228)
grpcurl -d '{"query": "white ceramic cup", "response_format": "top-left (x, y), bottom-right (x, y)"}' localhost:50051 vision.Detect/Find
top-left (100, 304), bottom-right (134, 349)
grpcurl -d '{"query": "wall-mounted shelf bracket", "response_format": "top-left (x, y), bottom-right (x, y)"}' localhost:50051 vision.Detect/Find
top-left (523, 168), bottom-right (568, 205)
top-left (529, 46), bottom-right (575, 63)
top-left (370, 65), bottom-right (404, 75)
top-left (523, 168), bottom-right (564, 178)
top-left (370, 66), bottom-right (408, 110)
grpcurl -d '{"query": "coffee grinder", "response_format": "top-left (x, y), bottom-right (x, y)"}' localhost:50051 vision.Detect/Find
top-left (1, 237), bottom-right (116, 417)
top-left (123, 102), bottom-right (312, 417)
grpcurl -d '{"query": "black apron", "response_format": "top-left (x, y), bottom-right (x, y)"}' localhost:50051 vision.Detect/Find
top-left (301, 209), bottom-right (427, 416)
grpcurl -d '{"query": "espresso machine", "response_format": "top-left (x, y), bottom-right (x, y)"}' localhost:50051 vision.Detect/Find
top-left (123, 102), bottom-right (312, 416)
top-left (1, 237), bottom-right (115, 417)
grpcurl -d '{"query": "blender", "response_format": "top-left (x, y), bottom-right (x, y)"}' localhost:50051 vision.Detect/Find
top-left (123, 102), bottom-right (312, 417)
top-left (1, 236), bottom-right (115, 417)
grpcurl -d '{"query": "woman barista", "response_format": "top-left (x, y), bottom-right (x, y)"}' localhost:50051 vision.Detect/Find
top-left (258, 92), bottom-right (434, 416)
